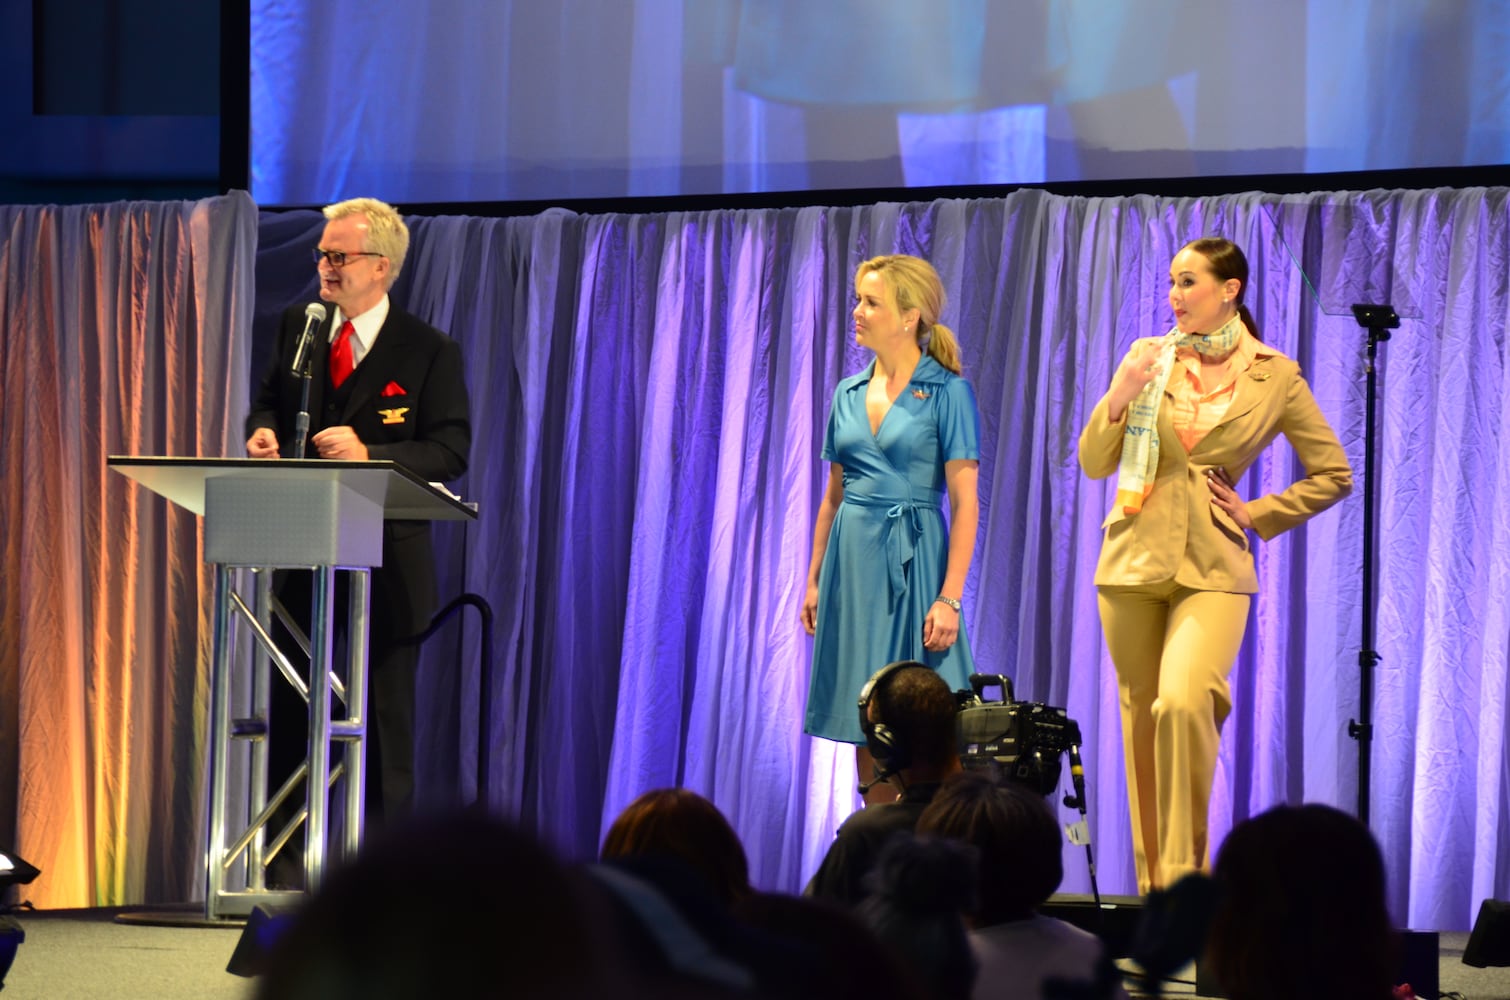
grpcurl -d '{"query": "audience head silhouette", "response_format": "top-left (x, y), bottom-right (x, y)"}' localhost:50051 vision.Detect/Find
top-left (1204, 803), bottom-right (1397, 1000)
top-left (254, 809), bottom-right (620, 999)
top-left (854, 833), bottom-right (979, 1000)
top-left (917, 769), bottom-right (1064, 924)
top-left (734, 891), bottom-right (932, 1000)
top-left (600, 787), bottom-right (751, 906)
top-left (863, 662), bottom-right (961, 783)
top-left (916, 771), bottom-right (1127, 1000)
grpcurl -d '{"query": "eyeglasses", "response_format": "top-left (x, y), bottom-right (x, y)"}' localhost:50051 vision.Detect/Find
top-left (313, 248), bottom-right (384, 268)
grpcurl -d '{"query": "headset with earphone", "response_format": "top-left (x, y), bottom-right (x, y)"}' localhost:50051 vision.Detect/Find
top-left (855, 660), bottom-right (930, 794)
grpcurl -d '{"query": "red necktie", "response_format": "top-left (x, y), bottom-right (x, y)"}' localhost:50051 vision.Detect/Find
top-left (329, 320), bottom-right (355, 388)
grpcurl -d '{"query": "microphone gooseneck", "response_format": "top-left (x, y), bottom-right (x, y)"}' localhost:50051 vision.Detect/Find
top-left (291, 302), bottom-right (328, 459)
top-left (857, 764), bottom-right (897, 796)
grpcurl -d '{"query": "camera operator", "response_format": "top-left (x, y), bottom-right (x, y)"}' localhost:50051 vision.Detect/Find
top-left (806, 662), bottom-right (961, 907)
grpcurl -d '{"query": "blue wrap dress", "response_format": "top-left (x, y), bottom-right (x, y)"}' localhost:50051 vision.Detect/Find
top-left (805, 354), bottom-right (981, 743)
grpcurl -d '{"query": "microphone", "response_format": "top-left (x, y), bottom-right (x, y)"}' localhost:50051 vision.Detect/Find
top-left (291, 302), bottom-right (327, 459)
top-left (857, 763), bottom-right (897, 795)
top-left (1064, 741), bottom-right (1088, 813)
top-left (290, 302), bottom-right (328, 375)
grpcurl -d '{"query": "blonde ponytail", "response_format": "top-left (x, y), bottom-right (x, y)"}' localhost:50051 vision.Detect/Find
top-left (924, 322), bottom-right (963, 374)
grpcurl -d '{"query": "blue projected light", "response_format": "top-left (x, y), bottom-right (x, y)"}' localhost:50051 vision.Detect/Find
top-left (249, 1), bottom-right (1510, 206)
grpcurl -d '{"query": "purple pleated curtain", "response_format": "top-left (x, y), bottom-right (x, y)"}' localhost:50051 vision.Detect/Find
top-left (3, 188), bottom-right (1506, 932)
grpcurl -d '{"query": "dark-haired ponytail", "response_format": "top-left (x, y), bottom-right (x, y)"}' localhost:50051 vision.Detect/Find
top-left (1237, 303), bottom-right (1262, 342)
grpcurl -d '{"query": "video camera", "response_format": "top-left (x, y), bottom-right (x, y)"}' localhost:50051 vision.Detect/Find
top-left (954, 674), bottom-right (1083, 798)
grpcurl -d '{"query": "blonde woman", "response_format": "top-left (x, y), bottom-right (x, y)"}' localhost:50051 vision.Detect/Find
top-left (802, 255), bottom-right (981, 803)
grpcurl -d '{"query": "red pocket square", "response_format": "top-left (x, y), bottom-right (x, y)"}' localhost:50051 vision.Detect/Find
top-left (380, 381), bottom-right (406, 397)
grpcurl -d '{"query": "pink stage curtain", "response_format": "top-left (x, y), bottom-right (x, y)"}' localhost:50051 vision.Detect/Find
top-left (0, 193), bottom-right (257, 906)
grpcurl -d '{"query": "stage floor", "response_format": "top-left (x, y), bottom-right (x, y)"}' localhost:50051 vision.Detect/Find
top-left (1047, 893), bottom-right (1510, 999)
top-left (2, 907), bottom-right (251, 1000)
top-left (0, 905), bottom-right (1506, 999)
top-left (1121, 932), bottom-right (1509, 1000)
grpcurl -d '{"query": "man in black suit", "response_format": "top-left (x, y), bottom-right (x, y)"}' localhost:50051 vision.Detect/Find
top-left (246, 197), bottom-right (470, 824)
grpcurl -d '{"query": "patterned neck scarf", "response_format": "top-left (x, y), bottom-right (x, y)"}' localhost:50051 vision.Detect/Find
top-left (1113, 312), bottom-right (1244, 514)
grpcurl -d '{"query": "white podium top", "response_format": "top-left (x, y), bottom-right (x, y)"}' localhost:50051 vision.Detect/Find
top-left (107, 457), bottom-right (478, 522)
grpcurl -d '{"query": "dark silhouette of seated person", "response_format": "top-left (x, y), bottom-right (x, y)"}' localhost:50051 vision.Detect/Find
top-left (600, 787), bottom-right (752, 906)
top-left (807, 661), bottom-right (962, 906)
top-left (734, 890), bottom-right (935, 1000)
top-left (598, 788), bottom-right (814, 996)
top-left (854, 832), bottom-right (980, 1000)
top-left (252, 809), bottom-right (624, 999)
top-left (1202, 803), bottom-right (1399, 1000)
top-left (917, 770), bottom-right (1129, 1000)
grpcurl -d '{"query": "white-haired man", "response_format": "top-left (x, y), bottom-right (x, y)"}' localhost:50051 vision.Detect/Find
top-left (246, 197), bottom-right (470, 843)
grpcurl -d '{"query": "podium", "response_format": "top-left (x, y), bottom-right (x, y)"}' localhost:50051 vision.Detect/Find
top-left (109, 457), bottom-right (477, 919)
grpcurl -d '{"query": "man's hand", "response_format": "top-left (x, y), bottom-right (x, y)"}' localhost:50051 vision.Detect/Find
top-left (310, 426), bottom-right (369, 461)
top-left (246, 427), bottom-right (280, 458)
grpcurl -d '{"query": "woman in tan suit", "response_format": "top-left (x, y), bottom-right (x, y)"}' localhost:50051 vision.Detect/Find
top-left (1078, 237), bottom-right (1352, 894)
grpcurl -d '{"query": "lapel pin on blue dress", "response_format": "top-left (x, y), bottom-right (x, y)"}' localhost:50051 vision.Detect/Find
top-left (912, 389), bottom-right (930, 399)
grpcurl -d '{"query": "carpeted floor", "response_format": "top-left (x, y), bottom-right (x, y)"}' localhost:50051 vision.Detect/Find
top-left (1, 908), bottom-right (253, 1000)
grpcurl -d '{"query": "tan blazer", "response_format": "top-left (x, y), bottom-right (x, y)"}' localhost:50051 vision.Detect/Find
top-left (1079, 344), bottom-right (1352, 593)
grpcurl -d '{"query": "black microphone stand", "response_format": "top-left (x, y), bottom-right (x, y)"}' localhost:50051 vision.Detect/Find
top-left (1061, 730), bottom-right (1101, 910)
top-left (291, 321), bottom-right (319, 459)
top-left (400, 592), bottom-right (496, 805)
top-left (1346, 303), bottom-right (1399, 825)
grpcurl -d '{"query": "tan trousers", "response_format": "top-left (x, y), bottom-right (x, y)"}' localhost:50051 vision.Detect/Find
top-left (1097, 582), bottom-right (1250, 894)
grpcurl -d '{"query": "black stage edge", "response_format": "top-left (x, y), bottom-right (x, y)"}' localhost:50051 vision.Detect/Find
top-left (1040, 893), bottom-right (1144, 959)
top-left (113, 903), bottom-right (248, 929)
top-left (244, 164), bottom-right (1510, 221)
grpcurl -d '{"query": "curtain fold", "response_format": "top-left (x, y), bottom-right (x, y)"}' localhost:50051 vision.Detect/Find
top-left (4, 186), bottom-right (1507, 932)
top-left (0, 193), bottom-right (257, 907)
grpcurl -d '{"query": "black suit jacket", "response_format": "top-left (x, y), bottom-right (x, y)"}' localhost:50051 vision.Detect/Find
top-left (246, 300), bottom-right (472, 636)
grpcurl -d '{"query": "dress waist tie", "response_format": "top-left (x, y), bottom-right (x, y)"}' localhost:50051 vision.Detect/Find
top-left (843, 491), bottom-right (941, 605)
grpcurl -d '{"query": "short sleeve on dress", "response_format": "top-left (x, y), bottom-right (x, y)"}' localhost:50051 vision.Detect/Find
top-left (820, 390), bottom-right (841, 464)
top-left (935, 376), bottom-right (981, 462)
